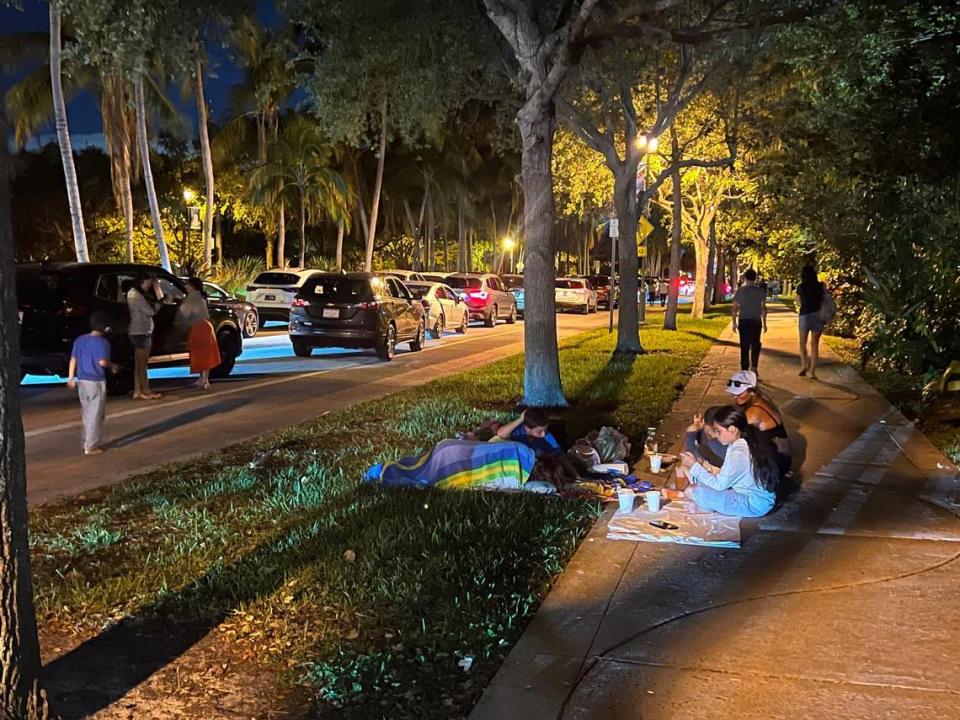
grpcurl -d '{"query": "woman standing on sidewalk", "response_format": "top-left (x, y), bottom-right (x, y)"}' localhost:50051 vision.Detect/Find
top-left (796, 265), bottom-right (826, 379)
top-left (679, 405), bottom-right (779, 517)
top-left (126, 274), bottom-right (162, 400)
top-left (178, 278), bottom-right (220, 391)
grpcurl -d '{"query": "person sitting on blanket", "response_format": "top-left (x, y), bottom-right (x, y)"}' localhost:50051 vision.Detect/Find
top-left (725, 370), bottom-right (792, 479)
top-left (496, 408), bottom-right (580, 481)
top-left (678, 405), bottom-right (779, 517)
top-left (683, 406), bottom-right (726, 472)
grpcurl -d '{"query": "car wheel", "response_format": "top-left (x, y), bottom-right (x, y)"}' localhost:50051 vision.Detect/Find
top-left (377, 324), bottom-right (397, 361)
top-left (485, 305), bottom-right (498, 327)
top-left (506, 303), bottom-right (518, 324)
top-left (581, 302), bottom-right (590, 315)
top-left (243, 309), bottom-right (259, 338)
top-left (210, 328), bottom-right (240, 378)
top-left (457, 310), bottom-right (468, 334)
top-left (430, 313), bottom-right (445, 340)
top-left (291, 338), bottom-right (313, 357)
top-left (106, 367), bottom-right (134, 397)
top-left (410, 321), bottom-right (426, 351)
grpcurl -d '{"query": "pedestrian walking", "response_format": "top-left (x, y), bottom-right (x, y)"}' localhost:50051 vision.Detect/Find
top-left (731, 269), bottom-right (767, 375)
top-left (179, 278), bottom-right (221, 391)
top-left (658, 278), bottom-right (667, 307)
top-left (126, 273), bottom-right (163, 400)
top-left (795, 265), bottom-right (833, 379)
top-left (67, 312), bottom-right (118, 455)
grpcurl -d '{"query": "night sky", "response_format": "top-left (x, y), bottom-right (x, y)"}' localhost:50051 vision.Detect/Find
top-left (1, 0), bottom-right (282, 139)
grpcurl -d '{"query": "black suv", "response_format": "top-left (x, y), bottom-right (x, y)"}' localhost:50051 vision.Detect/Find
top-left (17, 263), bottom-right (243, 394)
top-left (289, 273), bottom-right (425, 361)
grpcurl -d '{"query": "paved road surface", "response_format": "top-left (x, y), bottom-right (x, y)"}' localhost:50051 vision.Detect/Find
top-left (23, 313), bottom-right (608, 505)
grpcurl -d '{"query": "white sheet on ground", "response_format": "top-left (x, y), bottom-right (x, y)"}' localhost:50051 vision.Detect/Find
top-left (607, 499), bottom-right (741, 548)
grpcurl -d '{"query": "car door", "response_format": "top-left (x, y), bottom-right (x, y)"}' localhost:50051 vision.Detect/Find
top-left (385, 278), bottom-right (413, 338)
top-left (395, 278), bottom-right (421, 335)
top-left (434, 285), bottom-right (453, 325)
top-left (151, 271), bottom-right (188, 356)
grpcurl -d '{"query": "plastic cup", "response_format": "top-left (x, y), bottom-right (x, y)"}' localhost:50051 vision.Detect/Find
top-left (645, 491), bottom-right (662, 512)
top-left (617, 488), bottom-right (635, 513)
top-left (649, 453), bottom-right (663, 473)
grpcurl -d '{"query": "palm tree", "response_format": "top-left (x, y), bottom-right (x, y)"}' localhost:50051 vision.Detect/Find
top-left (48, 0), bottom-right (88, 261)
top-left (249, 119), bottom-right (350, 269)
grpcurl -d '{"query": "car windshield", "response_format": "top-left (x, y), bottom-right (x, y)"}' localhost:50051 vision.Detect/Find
top-left (445, 276), bottom-right (481, 289)
top-left (556, 279), bottom-right (585, 289)
top-left (405, 284), bottom-right (430, 299)
top-left (303, 277), bottom-right (373, 303)
top-left (503, 276), bottom-right (524, 289)
top-left (253, 272), bottom-right (301, 286)
top-left (15, 269), bottom-right (71, 308)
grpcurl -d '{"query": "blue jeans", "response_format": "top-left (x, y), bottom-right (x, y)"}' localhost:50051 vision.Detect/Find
top-left (691, 485), bottom-right (772, 517)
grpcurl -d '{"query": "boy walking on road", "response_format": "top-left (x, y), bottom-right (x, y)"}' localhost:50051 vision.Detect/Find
top-left (731, 269), bottom-right (768, 375)
top-left (67, 312), bottom-right (117, 455)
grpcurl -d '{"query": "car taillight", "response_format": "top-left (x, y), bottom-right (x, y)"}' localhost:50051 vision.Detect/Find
top-left (359, 301), bottom-right (380, 311)
top-left (468, 291), bottom-right (488, 301)
top-left (63, 303), bottom-right (89, 317)
top-left (291, 297), bottom-right (308, 307)
top-left (421, 300), bottom-right (431, 310)
top-left (246, 285), bottom-right (257, 292)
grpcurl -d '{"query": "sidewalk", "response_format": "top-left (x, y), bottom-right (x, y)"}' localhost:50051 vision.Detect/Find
top-left (471, 306), bottom-right (960, 720)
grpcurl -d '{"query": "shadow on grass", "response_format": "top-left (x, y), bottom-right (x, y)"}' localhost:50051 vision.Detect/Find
top-left (561, 353), bottom-right (639, 442)
top-left (43, 485), bottom-right (382, 718)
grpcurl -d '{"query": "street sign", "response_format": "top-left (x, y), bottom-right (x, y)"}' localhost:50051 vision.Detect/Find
top-left (609, 218), bottom-right (619, 238)
top-left (638, 246), bottom-right (648, 258)
top-left (639, 216), bottom-right (653, 238)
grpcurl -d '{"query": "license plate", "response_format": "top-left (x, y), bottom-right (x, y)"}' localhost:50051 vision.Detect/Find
top-left (322, 308), bottom-right (339, 319)
top-left (265, 294), bottom-right (276, 301)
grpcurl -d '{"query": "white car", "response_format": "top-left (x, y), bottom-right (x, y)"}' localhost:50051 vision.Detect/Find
top-left (555, 277), bottom-right (598, 314)
top-left (404, 281), bottom-right (470, 338)
top-left (245, 269), bottom-right (319, 326)
top-left (382, 269), bottom-right (426, 282)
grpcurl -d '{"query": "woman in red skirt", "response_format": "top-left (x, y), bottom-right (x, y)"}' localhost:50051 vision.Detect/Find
top-left (179, 278), bottom-right (221, 390)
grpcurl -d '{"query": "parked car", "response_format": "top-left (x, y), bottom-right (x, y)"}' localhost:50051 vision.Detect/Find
top-left (245, 269), bottom-right (318, 325)
top-left (502, 273), bottom-right (525, 316)
top-left (404, 281), bottom-right (469, 338)
top-left (555, 277), bottom-right (598, 314)
top-left (445, 273), bottom-right (518, 327)
top-left (187, 280), bottom-right (260, 338)
top-left (587, 275), bottom-right (618, 309)
top-left (17, 262), bottom-right (243, 394)
top-left (382, 269), bottom-right (426, 282)
top-left (421, 272), bottom-right (449, 283)
top-left (289, 273), bottom-right (425, 361)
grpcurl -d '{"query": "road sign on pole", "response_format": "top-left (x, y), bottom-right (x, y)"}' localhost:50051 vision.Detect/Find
top-left (609, 218), bottom-right (619, 238)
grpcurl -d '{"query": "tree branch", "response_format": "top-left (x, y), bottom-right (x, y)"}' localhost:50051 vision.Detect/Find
top-left (556, 97), bottom-right (620, 168)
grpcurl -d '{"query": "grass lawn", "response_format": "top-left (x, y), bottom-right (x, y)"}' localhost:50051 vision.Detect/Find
top-left (32, 307), bottom-right (729, 718)
top-left (825, 336), bottom-right (960, 464)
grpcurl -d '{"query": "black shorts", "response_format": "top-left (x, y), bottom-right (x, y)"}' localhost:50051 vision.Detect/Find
top-left (129, 334), bottom-right (152, 350)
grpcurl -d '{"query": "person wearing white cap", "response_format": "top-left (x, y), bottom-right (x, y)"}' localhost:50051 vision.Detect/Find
top-left (725, 370), bottom-right (792, 479)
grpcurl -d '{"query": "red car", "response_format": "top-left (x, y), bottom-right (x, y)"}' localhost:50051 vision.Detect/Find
top-left (445, 273), bottom-right (518, 327)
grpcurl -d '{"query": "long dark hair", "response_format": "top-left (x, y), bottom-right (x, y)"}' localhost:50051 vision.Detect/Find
top-left (798, 265), bottom-right (824, 307)
top-left (710, 405), bottom-right (779, 492)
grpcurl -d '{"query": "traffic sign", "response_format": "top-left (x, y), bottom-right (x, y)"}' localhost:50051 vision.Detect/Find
top-left (609, 218), bottom-right (619, 238)
top-left (638, 246), bottom-right (648, 257)
top-left (639, 216), bottom-right (653, 238)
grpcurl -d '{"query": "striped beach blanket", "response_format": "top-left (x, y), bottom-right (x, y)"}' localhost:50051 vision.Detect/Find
top-left (366, 439), bottom-right (537, 490)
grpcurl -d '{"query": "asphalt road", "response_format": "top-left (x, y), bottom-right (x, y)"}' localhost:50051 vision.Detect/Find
top-left (22, 312), bottom-right (609, 505)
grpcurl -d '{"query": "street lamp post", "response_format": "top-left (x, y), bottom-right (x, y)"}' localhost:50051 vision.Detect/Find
top-left (503, 236), bottom-right (515, 274)
top-left (635, 133), bottom-right (659, 323)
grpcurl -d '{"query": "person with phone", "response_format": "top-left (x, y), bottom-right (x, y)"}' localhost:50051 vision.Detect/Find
top-left (678, 405), bottom-right (779, 517)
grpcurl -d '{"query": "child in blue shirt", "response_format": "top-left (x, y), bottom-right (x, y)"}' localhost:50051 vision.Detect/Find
top-left (67, 313), bottom-right (117, 455)
top-left (496, 408), bottom-right (579, 482)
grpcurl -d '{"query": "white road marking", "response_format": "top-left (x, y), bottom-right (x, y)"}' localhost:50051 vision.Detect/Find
top-left (22, 322), bottom-right (536, 439)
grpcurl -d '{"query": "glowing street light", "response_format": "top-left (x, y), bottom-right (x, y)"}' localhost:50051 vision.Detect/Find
top-left (183, 187), bottom-right (197, 203)
top-left (636, 133), bottom-right (659, 154)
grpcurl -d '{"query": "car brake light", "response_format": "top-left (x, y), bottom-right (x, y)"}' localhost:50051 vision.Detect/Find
top-left (359, 301), bottom-right (380, 310)
top-left (246, 285), bottom-right (256, 292)
top-left (291, 297), bottom-right (308, 307)
top-left (468, 291), bottom-right (488, 301)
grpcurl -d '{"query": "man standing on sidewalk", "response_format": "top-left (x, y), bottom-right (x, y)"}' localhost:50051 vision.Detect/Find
top-left (731, 269), bottom-right (767, 375)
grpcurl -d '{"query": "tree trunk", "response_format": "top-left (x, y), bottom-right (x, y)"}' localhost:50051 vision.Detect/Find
top-left (518, 108), bottom-right (566, 406)
top-left (214, 207), bottom-right (223, 269)
top-left (457, 205), bottom-right (466, 272)
top-left (277, 200), bottom-right (286, 268)
top-left (490, 199), bottom-right (499, 272)
top-left (364, 96), bottom-right (388, 271)
top-left (49, 1), bottom-right (88, 263)
top-left (134, 76), bottom-right (171, 272)
top-left (614, 168), bottom-right (643, 354)
top-left (335, 217), bottom-right (345, 271)
top-left (298, 196), bottom-right (307, 269)
top-left (194, 56), bottom-right (215, 268)
top-left (663, 129), bottom-right (682, 331)
top-left (0, 103), bottom-right (51, 720)
top-left (704, 216), bottom-right (718, 313)
top-left (712, 245), bottom-right (726, 305)
top-left (118, 144), bottom-right (135, 263)
top-left (426, 187), bottom-right (435, 271)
